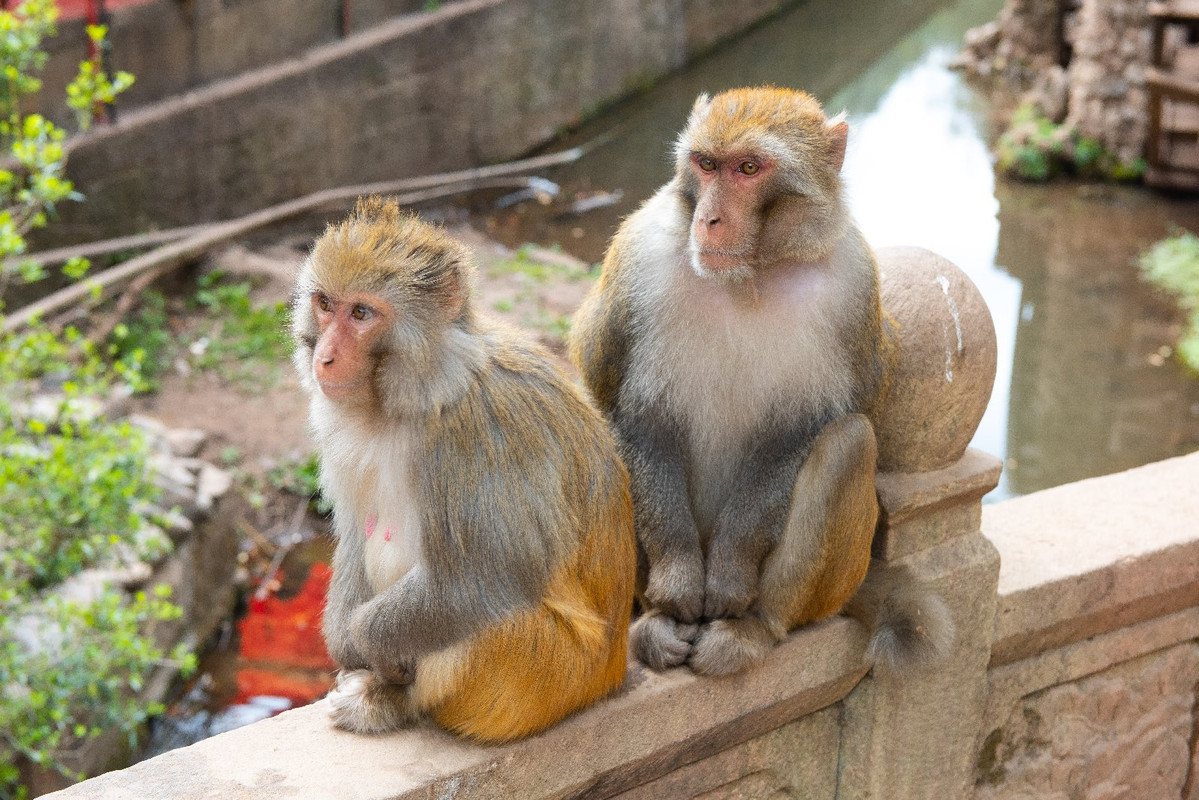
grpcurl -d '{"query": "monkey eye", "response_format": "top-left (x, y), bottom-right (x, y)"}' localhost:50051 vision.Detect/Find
top-left (697, 156), bottom-right (716, 172)
top-left (350, 304), bottom-right (374, 321)
top-left (315, 294), bottom-right (332, 313)
top-left (739, 161), bottom-right (760, 175)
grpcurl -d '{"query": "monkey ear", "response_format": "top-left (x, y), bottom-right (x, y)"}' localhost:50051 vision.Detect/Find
top-left (686, 93), bottom-right (712, 126)
top-left (827, 118), bottom-right (849, 173)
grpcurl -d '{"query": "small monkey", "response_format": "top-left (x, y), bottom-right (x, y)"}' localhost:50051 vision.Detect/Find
top-left (292, 197), bottom-right (635, 741)
top-left (569, 87), bottom-right (951, 676)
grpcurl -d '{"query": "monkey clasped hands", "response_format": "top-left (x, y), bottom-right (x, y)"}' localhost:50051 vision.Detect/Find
top-left (292, 198), bottom-right (634, 742)
top-left (570, 86), bottom-right (952, 677)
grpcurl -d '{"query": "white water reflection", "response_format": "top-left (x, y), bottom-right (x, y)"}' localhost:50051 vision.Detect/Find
top-left (834, 34), bottom-right (1021, 498)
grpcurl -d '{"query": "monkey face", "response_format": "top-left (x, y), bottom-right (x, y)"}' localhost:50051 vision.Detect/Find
top-left (674, 87), bottom-right (850, 278)
top-left (685, 152), bottom-right (774, 280)
top-left (307, 290), bottom-right (395, 404)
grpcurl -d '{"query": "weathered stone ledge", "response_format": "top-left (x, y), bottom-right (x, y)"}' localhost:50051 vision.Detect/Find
top-left (42, 617), bottom-right (868, 799)
top-left (875, 448), bottom-right (1002, 559)
top-left (982, 450), bottom-right (1199, 666)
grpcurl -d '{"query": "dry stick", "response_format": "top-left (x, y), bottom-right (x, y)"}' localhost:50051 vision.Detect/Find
top-left (3, 139), bottom-right (600, 333)
top-left (6, 223), bottom-right (218, 270)
top-left (76, 174), bottom-right (557, 341)
top-left (83, 259), bottom-right (176, 343)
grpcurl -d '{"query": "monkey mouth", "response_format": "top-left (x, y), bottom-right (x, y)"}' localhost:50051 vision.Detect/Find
top-left (316, 377), bottom-right (365, 399)
top-left (692, 247), bottom-right (751, 275)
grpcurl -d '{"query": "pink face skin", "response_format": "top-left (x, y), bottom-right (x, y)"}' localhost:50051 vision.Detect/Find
top-left (689, 153), bottom-right (774, 273)
top-left (310, 291), bottom-right (394, 402)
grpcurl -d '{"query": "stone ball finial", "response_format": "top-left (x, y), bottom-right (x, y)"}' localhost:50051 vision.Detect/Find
top-left (874, 246), bottom-right (997, 473)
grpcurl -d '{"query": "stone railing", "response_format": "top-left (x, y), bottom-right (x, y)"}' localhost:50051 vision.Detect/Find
top-left (38, 246), bottom-right (1199, 799)
top-left (42, 451), bottom-right (1199, 800)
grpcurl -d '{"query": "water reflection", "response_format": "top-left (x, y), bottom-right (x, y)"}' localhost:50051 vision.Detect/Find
top-left (829, 0), bottom-right (1021, 498)
top-left (996, 184), bottom-right (1199, 495)
top-left (490, 0), bottom-right (1199, 500)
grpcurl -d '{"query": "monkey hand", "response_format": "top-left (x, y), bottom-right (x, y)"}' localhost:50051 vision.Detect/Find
top-left (347, 598), bottom-right (416, 681)
top-left (644, 550), bottom-right (705, 624)
top-left (630, 611), bottom-right (699, 671)
top-left (702, 555), bottom-right (760, 619)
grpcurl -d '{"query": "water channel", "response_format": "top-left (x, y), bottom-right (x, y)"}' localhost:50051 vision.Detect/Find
top-left (489, 0), bottom-right (1199, 501)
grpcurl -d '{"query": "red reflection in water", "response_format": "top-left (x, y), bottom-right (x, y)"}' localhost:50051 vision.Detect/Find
top-left (235, 562), bottom-right (335, 705)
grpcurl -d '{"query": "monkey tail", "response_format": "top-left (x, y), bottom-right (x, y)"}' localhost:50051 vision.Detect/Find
top-left (843, 560), bottom-right (955, 677)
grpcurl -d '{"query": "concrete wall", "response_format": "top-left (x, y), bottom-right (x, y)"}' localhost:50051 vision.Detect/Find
top-left (43, 0), bottom-right (791, 242)
top-left (37, 0), bottom-right (459, 125)
top-left (37, 448), bottom-right (1199, 799)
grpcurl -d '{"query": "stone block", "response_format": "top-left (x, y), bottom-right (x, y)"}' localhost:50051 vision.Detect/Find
top-left (984, 606), bottom-right (1199, 735)
top-left (976, 644), bottom-right (1199, 800)
top-left (838, 531), bottom-right (1001, 799)
top-left (612, 706), bottom-right (841, 800)
top-left (875, 448), bottom-right (1002, 560)
top-left (984, 451), bottom-right (1199, 665)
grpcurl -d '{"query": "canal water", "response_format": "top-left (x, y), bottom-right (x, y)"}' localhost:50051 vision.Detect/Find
top-left (487, 0), bottom-right (1199, 501)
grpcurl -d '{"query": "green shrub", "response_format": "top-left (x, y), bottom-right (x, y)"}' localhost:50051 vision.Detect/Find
top-left (0, 326), bottom-right (194, 799)
top-left (268, 452), bottom-right (331, 514)
top-left (184, 271), bottom-right (291, 385)
top-left (0, 0), bottom-right (133, 296)
top-left (106, 291), bottom-right (172, 393)
top-left (1139, 230), bottom-right (1199, 373)
top-left (995, 103), bottom-right (1146, 182)
top-left (0, 4), bottom-right (194, 797)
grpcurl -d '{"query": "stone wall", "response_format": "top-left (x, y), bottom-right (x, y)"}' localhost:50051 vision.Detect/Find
top-left (979, 450), bottom-right (1199, 798)
top-left (41, 0), bottom-right (791, 243)
top-left (1066, 0), bottom-right (1151, 165)
top-left (955, 0), bottom-right (1152, 166)
top-left (37, 0), bottom-right (459, 126)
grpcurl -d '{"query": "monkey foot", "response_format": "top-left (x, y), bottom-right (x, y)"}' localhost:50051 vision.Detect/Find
top-left (327, 668), bottom-right (419, 734)
top-left (688, 617), bottom-right (775, 677)
top-left (630, 612), bottom-right (698, 671)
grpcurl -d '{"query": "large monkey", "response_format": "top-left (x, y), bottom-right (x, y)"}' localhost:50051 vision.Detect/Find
top-left (569, 87), bottom-right (949, 677)
top-left (292, 197), bottom-right (635, 741)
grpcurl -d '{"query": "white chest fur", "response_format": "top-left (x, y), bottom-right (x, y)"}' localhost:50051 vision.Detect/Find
top-left (310, 403), bottom-right (424, 596)
top-left (622, 192), bottom-right (858, 534)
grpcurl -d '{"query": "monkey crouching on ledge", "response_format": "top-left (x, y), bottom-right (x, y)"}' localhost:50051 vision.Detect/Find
top-left (292, 197), bottom-right (635, 742)
top-left (569, 86), bottom-right (953, 678)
